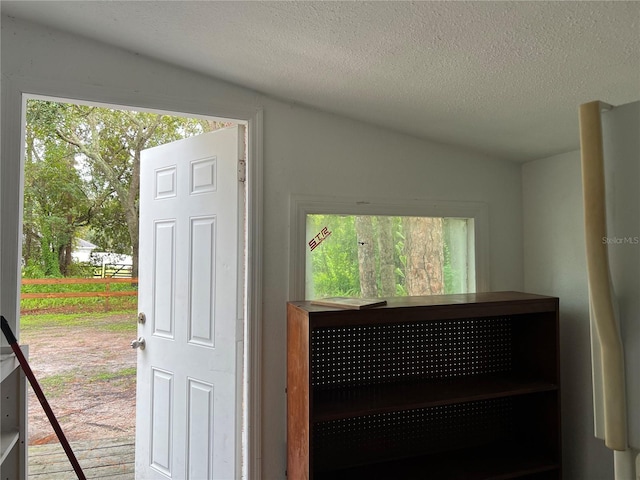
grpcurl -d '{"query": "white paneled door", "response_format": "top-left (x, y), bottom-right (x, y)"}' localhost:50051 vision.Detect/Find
top-left (135, 127), bottom-right (243, 479)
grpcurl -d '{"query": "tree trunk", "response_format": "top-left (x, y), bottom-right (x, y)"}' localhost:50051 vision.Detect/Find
top-left (60, 241), bottom-right (73, 277)
top-left (403, 217), bottom-right (445, 295)
top-left (58, 245), bottom-right (66, 277)
top-left (377, 216), bottom-right (396, 297)
top-left (131, 242), bottom-right (139, 284)
top-left (126, 208), bottom-right (139, 279)
top-left (355, 216), bottom-right (377, 297)
top-left (60, 213), bottom-right (74, 276)
top-left (23, 228), bottom-right (36, 267)
top-left (127, 149), bottom-right (142, 279)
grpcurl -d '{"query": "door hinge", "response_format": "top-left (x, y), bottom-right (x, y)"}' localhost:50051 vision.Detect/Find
top-left (238, 158), bottom-right (246, 183)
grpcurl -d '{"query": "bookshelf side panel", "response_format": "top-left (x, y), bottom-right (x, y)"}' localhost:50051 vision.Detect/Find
top-left (287, 304), bottom-right (311, 479)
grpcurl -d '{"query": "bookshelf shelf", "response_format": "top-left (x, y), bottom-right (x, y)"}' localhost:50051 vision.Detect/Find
top-left (287, 292), bottom-right (561, 479)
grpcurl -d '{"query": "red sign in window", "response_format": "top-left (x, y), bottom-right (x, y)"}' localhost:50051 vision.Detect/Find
top-left (309, 226), bottom-right (332, 251)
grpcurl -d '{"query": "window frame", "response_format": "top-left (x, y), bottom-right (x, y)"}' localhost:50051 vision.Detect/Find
top-left (289, 195), bottom-right (490, 300)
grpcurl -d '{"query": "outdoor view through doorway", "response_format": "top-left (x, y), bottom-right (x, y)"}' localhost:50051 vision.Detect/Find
top-left (20, 98), bottom-right (239, 478)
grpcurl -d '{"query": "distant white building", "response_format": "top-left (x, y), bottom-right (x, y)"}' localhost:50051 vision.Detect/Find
top-left (89, 251), bottom-right (133, 267)
top-left (72, 239), bottom-right (133, 266)
top-left (72, 238), bottom-right (98, 263)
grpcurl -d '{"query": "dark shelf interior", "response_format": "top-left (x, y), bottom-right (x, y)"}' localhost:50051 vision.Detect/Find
top-left (312, 392), bottom-right (559, 473)
top-left (314, 443), bottom-right (560, 480)
top-left (287, 294), bottom-right (561, 480)
top-left (313, 373), bottom-right (558, 422)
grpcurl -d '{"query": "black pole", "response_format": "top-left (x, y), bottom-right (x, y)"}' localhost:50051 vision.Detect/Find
top-left (1, 315), bottom-right (86, 480)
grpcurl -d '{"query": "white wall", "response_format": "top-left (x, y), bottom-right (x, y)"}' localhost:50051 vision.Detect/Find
top-left (523, 150), bottom-right (614, 479)
top-left (1, 17), bottom-right (524, 479)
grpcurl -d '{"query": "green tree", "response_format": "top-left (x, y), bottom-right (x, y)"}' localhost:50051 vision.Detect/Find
top-left (308, 215), bottom-right (360, 297)
top-left (24, 99), bottom-right (230, 278)
top-left (23, 101), bottom-right (93, 276)
top-left (402, 217), bottom-right (445, 295)
top-left (355, 216), bottom-right (377, 297)
top-left (54, 107), bottom-right (203, 278)
top-left (307, 214), bottom-right (451, 299)
top-left (377, 216), bottom-right (396, 296)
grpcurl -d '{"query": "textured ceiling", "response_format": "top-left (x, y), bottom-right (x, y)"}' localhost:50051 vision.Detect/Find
top-left (2, 1), bottom-right (639, 162)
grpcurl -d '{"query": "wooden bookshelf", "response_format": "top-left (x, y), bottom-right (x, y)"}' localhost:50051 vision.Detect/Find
top-left (287, 292), bottom-right (561, 479)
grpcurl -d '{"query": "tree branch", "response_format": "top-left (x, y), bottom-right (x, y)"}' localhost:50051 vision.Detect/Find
top-left (55, 128), bottom-right (128, 201)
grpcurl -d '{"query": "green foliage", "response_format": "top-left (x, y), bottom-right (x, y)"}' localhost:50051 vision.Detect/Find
top-left (23, 101), bottom-right (90, 276)
top-left (20, 281), bottom-right (137, 314)
top-left (37, 365), bottom-right (137, 397)
top-left (22, 259), bottom-right (46, 279)
top-left (20, 296), bottom-right (136, 314)
top-left (20, 311), bottom-right (136, 330)
top-left (39, 372), bottom-right (79, 397)
top-left (308, 215), bottom-right (361, 298)
top-left (391, 217), bottom-right (407, 294)
top-left (443, 242), bottom-right (455, 294)
top-left (65, 262), bottom-right (96, 278)
top-left (23, 99), bottom-right (227, 278)
top-left (85, 197), bottom-right (131, 253)
top-left (308, 214), bottom-right (410, 298)
top-left (442, 218), bottom-right (465, 294)
top-left (21, 282), bottom-right (136, 295)
top-left (40, 226), bottom-right (62, 277)
top-left (307, 215), bottom-right (469, 299)
top-left (100, 321), bottom-right (137, 333)
top-left (20, 312), bottom-right (92, 329)
top-left (89, 367), bottom-right (136, 383)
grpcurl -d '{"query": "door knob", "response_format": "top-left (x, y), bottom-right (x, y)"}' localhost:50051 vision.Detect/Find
top-left (131, 337), bottom-right (146, 350)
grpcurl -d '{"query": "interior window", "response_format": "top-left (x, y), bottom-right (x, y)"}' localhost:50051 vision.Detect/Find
top-left (305, 215), bottom-right (473, 299)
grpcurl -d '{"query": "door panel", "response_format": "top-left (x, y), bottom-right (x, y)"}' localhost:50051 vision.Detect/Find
top-left (153, 221), bottom-right (175, 339)
top-left (187, 378), bottom-right (214, 478)
top-left (189, 216), bottom-right (216, 347)
top-left (136, 127), bottom-right (241, 479)
top-left (151, 369), bottom-right (173, 476)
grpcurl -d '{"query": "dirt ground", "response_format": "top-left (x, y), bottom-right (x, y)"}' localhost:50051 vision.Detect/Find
top-left (19, 313), bottom-right (137, 445)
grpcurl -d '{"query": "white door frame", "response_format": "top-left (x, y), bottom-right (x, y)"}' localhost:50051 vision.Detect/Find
top-left (0, 76), bottom-right (263, 480)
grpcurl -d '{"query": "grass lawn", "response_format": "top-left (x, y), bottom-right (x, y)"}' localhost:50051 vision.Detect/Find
top-left (20, 311), bottom-right (137, 332)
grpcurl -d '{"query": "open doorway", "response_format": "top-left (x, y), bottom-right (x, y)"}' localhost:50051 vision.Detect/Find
top-left (19, 96), bottom-right (246, 478)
